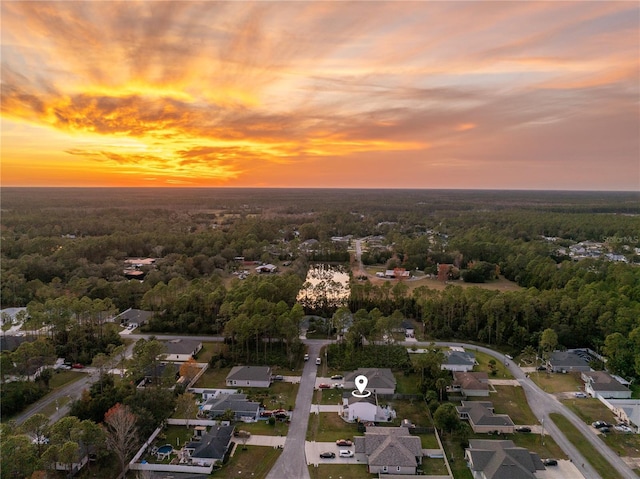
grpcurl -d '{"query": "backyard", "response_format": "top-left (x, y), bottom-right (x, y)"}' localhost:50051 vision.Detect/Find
top-left (218, 445), bottom-right (281, 478)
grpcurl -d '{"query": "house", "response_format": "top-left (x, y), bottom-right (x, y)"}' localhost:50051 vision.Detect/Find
top-left (342, 393), bottom-right (396, 423)
top-left (442, 349), bottom-right (476, 372)
top-left (465, 439), bottom-right (545, 479)
top-left (393, 320), bottom-right (415, 338)
top-left (114, 308), bottom-right (154, 327)
top-left (581, 371), bottom-right (632, 399)
top-left (354, 426), bottom-right (423, 475)
top-left (548, 350), bottom-right (591, 373)
top-left (344, 368), bottom-right (396, 395)
top-left (201, 393), bottom-right (260, 421)
top-left (255, 264), bottom-right (278, 274)
top-left (226, 366), bottom-right (272, 388)
top-left (451, 372), bottom-right (490, 397)
top-left (185, 425), bottom-right (235, 465)
top-left (457, 401), bottom-right (515, 434)
top-left (141, 363), bottom-right (180, 387)
top-left (603, 399), bottom-right (640, 433)
top-left (163, 339), bottom-right (203, 362)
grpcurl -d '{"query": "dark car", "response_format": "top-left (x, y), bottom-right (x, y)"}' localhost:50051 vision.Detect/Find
top-left (600, 427), bottom-right (610, 434)
top-left (516, 427), bottom-right (531, 433)
top-left (330, 374), bottom-right (344, 380)
top-left (335, 439), bottom-right (353, 446)
top-left (543, 459), bottom-right (558, 466)
top-left (319, 452), bottom-right (335, 459)
top-left (592, 421), bottom-right (612, 429)
top-left (537, 366), bottom-right (547, 371)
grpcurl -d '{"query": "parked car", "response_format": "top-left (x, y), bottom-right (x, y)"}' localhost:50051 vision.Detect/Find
top-left (260, 411), bottom-right (272, 417)
top-left (592, 421), bottom-right (611, 429)
top-left (71, 363), bottom-right (84, 369)
top-left (339, 450), bottom-right (354, 458)
top-left (272, 375), bottom-right (284, 381)
top-left (319, 452), bottom-right (335, 459)
top-left (543, 459), bottom-right (558, 466)
top-left (516, 427), bottom-right (531, 433)
top-left (330, 374), bottom-right (344, 380)
top-left (505, 354), bottom-right (513, 360)
top-left (336, 439), bottom-right (353, 446)
top-left (304, 354), bottom-right (309, 361)
top-left (537, 365), bottom-right (547, 371)
top-left (614, 424), bottom-right (633, 433)
top-left (600, 427), bottom-right (610, 434)
top-left (318, 383), bottom-right (331, 389)
top-left (315, 357), bottom-right (321, 365)
top-left (574, 392), bottom-right (587, 398)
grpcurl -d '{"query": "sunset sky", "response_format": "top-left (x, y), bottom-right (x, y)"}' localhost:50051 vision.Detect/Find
top-left (1, 1), bottom-right (638, 189)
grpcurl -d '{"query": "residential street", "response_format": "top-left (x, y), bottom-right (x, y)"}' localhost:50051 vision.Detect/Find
top-left (416, 341), bottom-right (637, 479)
top-left (266, 339), bottom-right (331, 479)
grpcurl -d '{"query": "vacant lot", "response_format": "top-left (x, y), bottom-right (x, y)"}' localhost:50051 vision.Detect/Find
top-left (222, 445), bottom-right (281, 478)
top-left (238, 419), bottom-right (289, 437)
top-left (473, 350), bottom-right (513, 379)
top-left (320, 387), bottom-right (344, 405)
top-left (307, 412), bottom-right (362, 442)
top-left (195, 341), bottom-right (227, 363)
top-left (529, 371), bottom-right (582, 393)
top-left (247, 382), bottom-right (300, 411)
top-left (194, 366), bottom-right (230, 388)
top-left (388, 398), bottom-right (433, 428)
top-left (308, 464), bottom-right (373, 479)
top-left (486, 385), bottom-right (538, 425)
top-left (561, 398), bottom-right (618, 426)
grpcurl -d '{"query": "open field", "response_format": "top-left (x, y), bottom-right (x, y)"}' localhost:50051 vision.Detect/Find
top-left (473, 350), bottom-right (513, 379)
top-left (221, 445), bottom-right (281, 478)
top-left (530, 371), bottom-right (583, 393)
top-left (50, 370), bottom-right (86, 389)
top-left (307, 412), bottom-right (362, 442)
top-left (395, 371), bottom-right (422, 394)
top-left (308, 464), bottom-right (373, 479)
top-left (562, 398), bottom-right (618, 426)
top-left (237, 419), bottom-right (290, 437)
top-left (320, 387), bottom-right (344, 405)
top-left (486, 385), bottom-right (538, 425)
top-left (195, 342), bottom-right (227, 364)
top-left (550, 413), bottom-right (624, 479)
top-left (388, 398), bottom-right (432, 428)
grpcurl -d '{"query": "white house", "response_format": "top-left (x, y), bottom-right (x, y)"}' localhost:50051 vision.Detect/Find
top-left (581, 371), bottom-right (632, 399)
top-left (226, 366), bottom-right (272, 388)
top-left (342, 394), bottom-right (396, 423)
top-left (163, 339), bottom-right (203, 362)
top-left (441, 349), bottom-right (476, 372)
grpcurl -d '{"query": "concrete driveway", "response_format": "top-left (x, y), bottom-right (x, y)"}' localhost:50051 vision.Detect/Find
top-left (305, 441), bottom-right (363, 465)
top-left (537, 460), bottom-right (585, 479)
top-left (244, 434), bottom-right (286, 447)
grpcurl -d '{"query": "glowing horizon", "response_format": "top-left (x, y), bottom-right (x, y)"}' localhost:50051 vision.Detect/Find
top-left (1, 1), bottom-right (639, 190)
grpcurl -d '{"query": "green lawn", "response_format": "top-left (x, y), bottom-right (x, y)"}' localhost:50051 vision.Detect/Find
top-left (549, 413), bottom-right (624, 479)
top-left (441, 435), bottom-right (473, 479)
top-left (387, 398), bottom-right (433, 427)
top-left (308, 464), bottom-right (373, 479)
top-left (529, 371), bottom-right (582, 393)
top-left (50, 370), bottom-right (86, 388)
top-left (238, 420), bottom-right (290, 437)
top-left (194, 341), bottom-right (227, 364)
top-left (320, 387), bottom-right (344, 405)
top-left (509, 430), bottom-right (566, 459)
top-left (561, 398), bottom-right (618, 426)
top-left (218, 445), bottom-right (281, 478)
top-left (486, 385), bottom-right (538, 425)
top-left (473, 350), bottom-right (513, 379)
top-left (307, 412), bottom-right (362, 442)
top-left (395, 371), bottom-right (421, 394)
top-left (193, 366), bottom-right (231, 388)
top-left (38, 395), bottom-right (71, 418)
top-left (421, 457), bottom-right (449, 475)
top-left (245, 382), bottom-right (300, 411)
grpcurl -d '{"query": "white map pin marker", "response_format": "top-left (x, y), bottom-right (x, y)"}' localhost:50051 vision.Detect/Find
top-left (353, 374), bottom-right (371, 398)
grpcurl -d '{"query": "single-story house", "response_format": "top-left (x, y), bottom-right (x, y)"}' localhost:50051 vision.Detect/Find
top-left (355, 426), bottom-right (423, 475)
top-left (581, 371), bottom-right (632, 399)
top-left (202, 393), bottom-right (260, 421)
top-left (141, 363), bottom-right (180, 387)
top-left (442, 349), bottom-right (476, 372)
top-left (457, 401), bottom-right (515, 434)
top-left (547, 350), bottom-right (591, 373)
top-left (163, 339), bottom-right (203, 362)
top-left (226, 366), bottom-right (272, 388)
top-left (392, 320), bottom-right (415, 337)
top-left (344, 368), bottom-right (396, 395)
top-left (114, 308), bottom-right (154, 327)
top-left (465, 439), bottom-right (545, 479)
top-left (185, 425), bottom-right (235, 466)
top-left (450, 371), bottom-right (490, 397)
top-left (342, 393), bottom-right (396, 423)
top-left (255, 264), bottom-right (278, 274)
top-left (603, 399), bottom-right (640, 433)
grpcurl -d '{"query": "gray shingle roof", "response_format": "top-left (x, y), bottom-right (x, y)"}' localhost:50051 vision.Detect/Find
top-left (164, 339), bottom-right (202, 355)
top-left (583, 371), bottom-right (631, 392)
top-left (466, 439), bottom-right (544, 479)
top-left (226, 366), bottom-right (271, 382)
top-left (445, 350), bottom-right (475, 366)
top-left (549, 351), bottom-right (589, 368)
top-left (187, 425), bottom-right (234, 460)
top-left (358, 427), bottom-right (422, 468)
top-left (345, 368), bottom-right (396, 390)
top-left (457, 402), bottom-right (514, 427)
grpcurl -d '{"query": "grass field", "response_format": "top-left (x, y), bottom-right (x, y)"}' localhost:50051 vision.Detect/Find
top-left (387, 398), bottom-right (432, 427)
top-left (220, 445), bottom-right (281, 478)
top-left (194, 366), bottom-right (230, 388)
top-left (441, 435), bottom-right (474, 479)
top-left (473, 350), bottom-right (513, 379)
top-left (561, 398), bottom-right (618, 426)
top-left (550, 412), bottom-right (624, 479)
top-left (50, 370), bottom-right (86, 388)
top-left (195, 341), bottom-right (227, 363)
top-left (395, 371), bottom-right (421, 394)
top-left (529, 371), bottom-right (582, 393)
top-left (320, 387), bottom-right (344, 405)
top-left (308, 464), bottom-right (373, 479)
top-left (485, 385), bottom-right (538, 425)
top-left (509, 430), bottom-right (566, 459)
top-left (237, 419), bottom-right (290, 436)
top-left (307, 412), bottom-right (362, 442)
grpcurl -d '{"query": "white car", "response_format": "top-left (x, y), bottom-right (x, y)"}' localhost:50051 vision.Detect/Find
top-left (339, 450), bottom-right (354, 458)
top-left (574, 392), bottom-right (587, 398)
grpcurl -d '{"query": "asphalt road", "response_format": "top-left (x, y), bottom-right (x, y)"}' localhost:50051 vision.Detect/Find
top-left (266, 339), bottom-right (331, 479)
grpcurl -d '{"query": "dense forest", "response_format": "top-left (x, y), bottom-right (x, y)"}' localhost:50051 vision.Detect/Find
top-left (2, 188), bottom-right (640, 379)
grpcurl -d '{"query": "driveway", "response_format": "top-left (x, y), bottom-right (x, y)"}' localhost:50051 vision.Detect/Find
top-left (310, 404), bottom-right (342, 413)
top-left (244, 434), bottom-right (286, 447)
top-left (266, 339), bottom-right (331, 479)
top-left (305, 441), bottom-right (362, 465)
